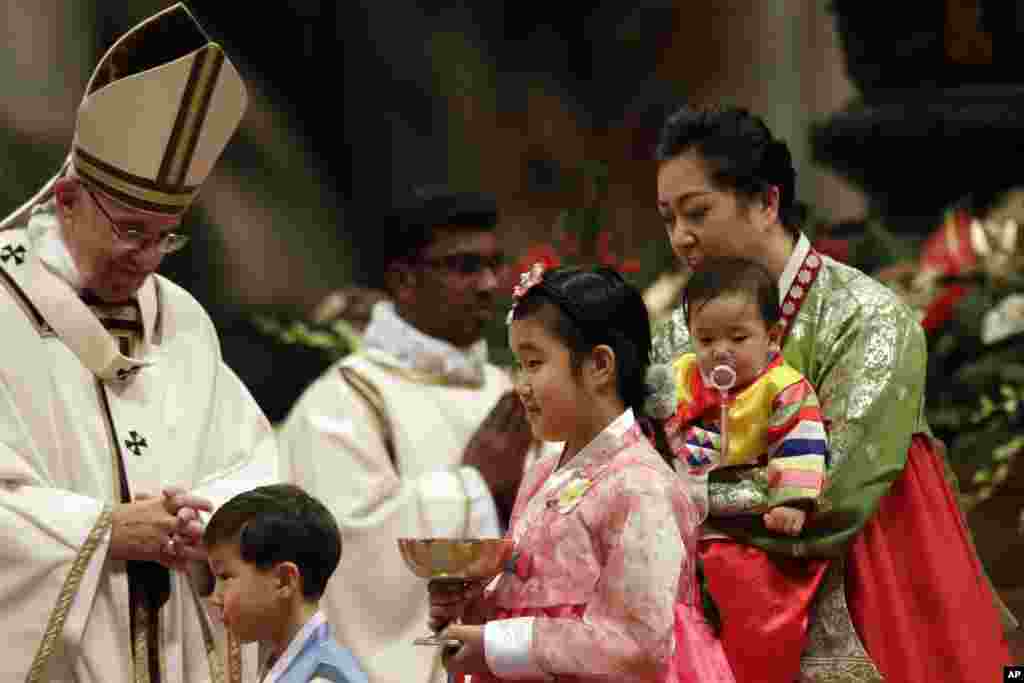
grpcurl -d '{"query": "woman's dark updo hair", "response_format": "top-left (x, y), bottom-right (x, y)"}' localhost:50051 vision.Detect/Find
top-left (510, 265), bottom-right (674, 464)
top-left (656, 105), bottom-right (806, 236)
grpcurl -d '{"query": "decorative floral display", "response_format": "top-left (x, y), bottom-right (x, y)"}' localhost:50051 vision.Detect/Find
top-left (867, 190), bottom-right (1024, 515)
top-left (509, 162), bottom-right (643, 286)
top-left (513, 243), bottom-right (562, 275)
top-left (483, 161), bottom-right (679, 365)
top-left (876, 207), bottom-right (1023, 334)
top-left (513, 228), bottom-right (642, 281)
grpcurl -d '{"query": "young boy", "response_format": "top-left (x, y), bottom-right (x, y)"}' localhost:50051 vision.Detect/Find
top-left (205, 484), bottom-right (368, 683)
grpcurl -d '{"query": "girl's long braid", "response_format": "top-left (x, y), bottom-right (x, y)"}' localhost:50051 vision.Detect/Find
top-left (632, 358), bottom-right (723, 636)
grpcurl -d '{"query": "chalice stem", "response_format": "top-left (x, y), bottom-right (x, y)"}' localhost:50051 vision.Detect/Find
top-left (415, 579), bottom-right (466, 647)
top-left (397, 536), bottom-right (514, 648)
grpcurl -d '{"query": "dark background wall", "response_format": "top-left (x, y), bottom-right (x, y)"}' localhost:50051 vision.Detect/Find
top-left (1, 1), bottom-right (864, 316)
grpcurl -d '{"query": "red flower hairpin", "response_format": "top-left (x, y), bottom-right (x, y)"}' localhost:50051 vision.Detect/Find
top-left (507, 262), bottom-right (546, 324)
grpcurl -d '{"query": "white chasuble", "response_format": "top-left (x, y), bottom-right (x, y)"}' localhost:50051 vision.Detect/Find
top-left (0, 227), bottom-right (277, 683)
top-left (279, 301), bottom-right (552, 683)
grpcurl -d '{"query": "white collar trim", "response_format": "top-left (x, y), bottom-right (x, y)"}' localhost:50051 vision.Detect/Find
top-left (10, 202), bottom-right (160, 381)
top-left (361, 300), bottom-right (487, 381)
top-left (262, 610), bottom-right (328, 683)
top-left (778, 233), bottom-right (811, 304)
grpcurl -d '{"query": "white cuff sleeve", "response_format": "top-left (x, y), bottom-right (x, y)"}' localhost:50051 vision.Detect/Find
top-left (457, 466), bottom-right (502, 538)
top-left (484, 617), bottom-right (550, 680)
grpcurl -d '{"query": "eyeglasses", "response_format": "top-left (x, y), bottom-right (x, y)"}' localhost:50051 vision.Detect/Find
top-left (84, 186), bottom-right (190, 254)
top-left (419, 251), bottom-right (506, 276)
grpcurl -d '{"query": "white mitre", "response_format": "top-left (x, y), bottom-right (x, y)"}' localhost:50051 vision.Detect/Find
top-left (1, 2), bottom-right (247, 229)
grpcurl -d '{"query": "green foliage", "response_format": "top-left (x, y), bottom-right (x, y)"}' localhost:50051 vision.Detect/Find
top-left (923, 274), bottom-right (1024, 509)
top-left (250, 315), bottom-right (361, 362)
top-left (842, 217), bottom-right (923, 274)
top-left (825, 209), bottom-right (1024, 509)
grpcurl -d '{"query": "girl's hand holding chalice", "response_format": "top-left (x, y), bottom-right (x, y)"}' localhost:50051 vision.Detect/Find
top-left (397, 537), bottom-right (514, 648)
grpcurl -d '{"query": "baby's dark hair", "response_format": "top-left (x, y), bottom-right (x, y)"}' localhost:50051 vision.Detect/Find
top-left (510, 265), bottom-right (674, 464)
top-left (683, 257), bottom-right (780, 329)
top-left (204, 484), bottom-right (341, 601)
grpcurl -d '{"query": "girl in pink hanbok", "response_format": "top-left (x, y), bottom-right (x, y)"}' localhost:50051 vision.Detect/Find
top-left (428, 264), bottom-right (734, 682)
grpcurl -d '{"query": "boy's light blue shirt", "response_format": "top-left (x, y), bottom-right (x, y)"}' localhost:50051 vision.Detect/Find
top-left (262, 611), bottom-right (367, 683)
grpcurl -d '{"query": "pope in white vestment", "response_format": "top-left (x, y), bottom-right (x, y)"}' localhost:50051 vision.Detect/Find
top-left (0, 5), bottom-right (276, 681)
top-left (0, 217), bottom-right (276, 683)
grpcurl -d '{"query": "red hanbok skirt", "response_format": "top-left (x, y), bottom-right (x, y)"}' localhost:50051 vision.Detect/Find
top-left (701, 434), bottom-right (1011, 682)
top-left (699, 540), bottom-right (828, 683)
top-left (847, 434), bottom-right (1010, 682)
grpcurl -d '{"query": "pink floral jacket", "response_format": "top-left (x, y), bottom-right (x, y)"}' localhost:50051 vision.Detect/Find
top-left (469, 412), bottom-right (699, 682)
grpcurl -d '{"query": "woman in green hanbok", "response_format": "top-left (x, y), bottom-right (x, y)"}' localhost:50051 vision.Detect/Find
top-left (651, 105), bottom-right (1013, 683)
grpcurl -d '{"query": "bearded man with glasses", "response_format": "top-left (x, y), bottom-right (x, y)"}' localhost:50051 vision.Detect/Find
top-left (280, 187), bottom-right (548, 683)
top-left (0, 5), bottom-right (277, 682)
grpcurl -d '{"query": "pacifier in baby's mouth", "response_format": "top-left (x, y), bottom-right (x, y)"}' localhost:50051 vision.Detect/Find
top-left (703, 350), bottom-right (737, 465)
top-left (704, 351), bottom-right (737, 393)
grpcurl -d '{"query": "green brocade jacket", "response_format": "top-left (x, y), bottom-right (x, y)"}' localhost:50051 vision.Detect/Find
top-left (653, 254), bottom-right (931, 559)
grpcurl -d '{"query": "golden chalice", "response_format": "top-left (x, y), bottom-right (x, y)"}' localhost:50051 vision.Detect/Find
top-left (398, 537), bottom-right (514, 647)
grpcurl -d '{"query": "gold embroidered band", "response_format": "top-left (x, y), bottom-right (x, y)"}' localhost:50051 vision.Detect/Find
top-left (74, 148), bottom-right (197, 215)
top-left (159, 46), bottom-right (225, 189)
top-left (25, 507), bottom-right (114, 683)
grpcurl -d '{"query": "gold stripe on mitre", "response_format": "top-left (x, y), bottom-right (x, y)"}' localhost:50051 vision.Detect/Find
top-left (74, 148), bottom-right (198, 215)
top-left (158, 46), bottom-right (225, 190)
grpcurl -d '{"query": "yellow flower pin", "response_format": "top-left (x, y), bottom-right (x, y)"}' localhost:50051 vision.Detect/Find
top-left (557, 476), bottom-right (593, 513)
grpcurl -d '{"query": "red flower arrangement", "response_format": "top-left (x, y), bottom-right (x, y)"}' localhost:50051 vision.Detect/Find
top-left (506, 162), bottom-right (642, 297)
top-left (917, 209), bottom-right (977, 332)
top-left (510, 229), bottom-right (641, 293)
